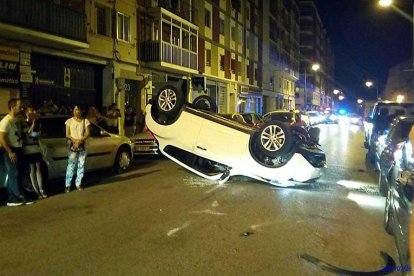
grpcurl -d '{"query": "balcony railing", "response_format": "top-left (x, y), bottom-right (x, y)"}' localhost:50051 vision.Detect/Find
top-left (141, 41), bottom-right (197, 70)
top-left (140, 0), bottom-right (198, 24)
top-left (0, 0), bottom-right (86, 42)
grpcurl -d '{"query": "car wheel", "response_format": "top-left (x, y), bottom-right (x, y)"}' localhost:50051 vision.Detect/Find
top-left (256, 120), bottom-right (293, 158)
top-left (114, 147), bottom-right (132, 174)
top-left (384, 189), bottom-right (393, 235)
top-left (193, 95), bottom-right (217, 112)
top-left (378, 171), bottom-right (388, 197)
top-left (155, 85), bottom-right (184, 119)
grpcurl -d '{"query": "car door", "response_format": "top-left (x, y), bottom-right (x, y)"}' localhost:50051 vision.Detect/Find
top-left (195, 117), bottom-right (247, 164)
top-left (85, 124), bottom-right (117, 170)
top-left (394, 170), bottom-right (413, 263)
top-left (37, 117), bottom-right (69, 178)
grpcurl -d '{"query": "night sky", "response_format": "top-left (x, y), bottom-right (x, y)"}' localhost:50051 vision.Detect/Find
top-left (314, 0), bottom-right (412, 104)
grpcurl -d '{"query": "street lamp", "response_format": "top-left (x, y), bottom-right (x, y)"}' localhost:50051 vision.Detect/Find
top-left (357, 99), bottom-right (363, 104)
top-left (333, 89), bottom-right (340, 95)
top-left (304, 63), bottom-right (320, 110)
top-left (396, 94), bottom-right (405, 103)
top-left (378, 0), bottom-right (414, 69)
top-left (338, 95), bottom-right (345, 101)
top-left (365, 80), bottom-right (379, 100)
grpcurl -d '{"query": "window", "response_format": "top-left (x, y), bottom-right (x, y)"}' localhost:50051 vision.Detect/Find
top-left (96, 5), bottom-right (111, 36)
top-left (231, 59), bottom-right (236, 74)
top-left (231, 26), bottom-right (237, 41)
top-left (219, 19), bottom-right (225, 35)
top-left (220, 55), bottom-right (225, 71)
top-left (117, 13), bottom-right (130, 42)
top-left (205, 9), bottom-right (211, 28)
top-left (205, 49), bottom-right (211, 67)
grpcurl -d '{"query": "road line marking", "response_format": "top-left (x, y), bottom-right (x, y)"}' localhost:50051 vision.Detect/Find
top-left (167, 222), bottom-right (190, 237)
top-left (190, 209), bottom-right (227, 216)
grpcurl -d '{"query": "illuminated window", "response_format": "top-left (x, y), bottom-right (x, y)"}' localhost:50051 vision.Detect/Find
top-left (117, 13), bottom-right (130, 42)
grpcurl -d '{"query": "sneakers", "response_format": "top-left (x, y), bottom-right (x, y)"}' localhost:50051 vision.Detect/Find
top-left (76, 186), bottom-right (83, 191)
top-left (7, 201), bottom-right (24, 207)
top-left (24, 199), bottom-right (35, 205)
top-left (65, 187), bottom-right (71, 193)
top-left (7, 199), bottom-right (34, 206)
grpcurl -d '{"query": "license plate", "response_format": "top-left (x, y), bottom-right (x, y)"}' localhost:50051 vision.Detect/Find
top-left (135, 146), bottom-right (151, 151)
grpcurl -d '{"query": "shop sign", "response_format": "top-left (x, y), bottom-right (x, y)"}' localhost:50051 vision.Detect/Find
top-left (0, 72), bottom-right (19, 87)
top-left (0, 45), bottom-right (19, 62)
top-left (34, 76), bottom-right (55, 86)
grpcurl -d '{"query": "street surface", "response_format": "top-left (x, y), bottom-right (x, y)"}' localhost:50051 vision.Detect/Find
top-left (0, 124), bottom-right (400, 275)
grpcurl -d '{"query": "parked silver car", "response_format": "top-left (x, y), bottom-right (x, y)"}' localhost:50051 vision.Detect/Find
top-left (0, 115), bottom-right (133, 189)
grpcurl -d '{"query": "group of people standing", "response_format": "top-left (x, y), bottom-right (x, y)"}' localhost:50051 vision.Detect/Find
top-left (0, 99), bottom-right (91, 206)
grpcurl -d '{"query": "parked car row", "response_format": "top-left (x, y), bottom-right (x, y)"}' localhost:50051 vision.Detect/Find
top-left (362, 100), bottom-right (414, 269)
top-left (0, 115), bottom-right (134, 191)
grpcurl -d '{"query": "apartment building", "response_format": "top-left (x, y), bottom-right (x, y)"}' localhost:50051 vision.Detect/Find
top-left (261, 0), bottom-right (299, 112)
top-left (0, 0), bottom-right (332, 123)
top-left (297, 0), bottom-right (333, 111)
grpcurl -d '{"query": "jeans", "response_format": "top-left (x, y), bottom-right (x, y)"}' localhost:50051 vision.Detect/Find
top-left (65, 150), bottom-right (87, 188)
top-left (2, 148), bottom-right (24, 202)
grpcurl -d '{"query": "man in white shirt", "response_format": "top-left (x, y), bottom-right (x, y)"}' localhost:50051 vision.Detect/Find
top-left (0, 98), bottom-right (34, 206)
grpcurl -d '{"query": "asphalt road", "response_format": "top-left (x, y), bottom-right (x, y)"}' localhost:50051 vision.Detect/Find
top-left (0, 123), bottom-right (400, 275)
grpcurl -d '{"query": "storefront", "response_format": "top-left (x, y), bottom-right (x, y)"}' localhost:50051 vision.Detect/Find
top-left (28, 53), bottom-right (103, 110)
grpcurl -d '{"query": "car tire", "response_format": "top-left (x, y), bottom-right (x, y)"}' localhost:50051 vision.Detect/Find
top-left (114, 147), bottom-right (132, 174)
top-left (256, 120), bottom-right (293, 158)
top-left (155, 85), bottom-right (184, 119)
top-left (193, 95), bottom-right (217, 112)
top-left (378, 171), bottom-right (388, 196)
top-left (384, 189), bottom-right (394, 235)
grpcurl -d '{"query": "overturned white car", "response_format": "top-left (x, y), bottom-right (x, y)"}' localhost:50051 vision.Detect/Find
top-left (145, 86), bottom-right (325, 186)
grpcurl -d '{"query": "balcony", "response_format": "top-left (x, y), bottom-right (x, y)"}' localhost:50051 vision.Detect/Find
top-left (0, 0), bottom-right (88, 49)
top-left (140, 5), bottom-right (198, 73)
top-left (140, 0), bottom-right (197, 25)
top-left (141, 41), bottom-right (197, 72)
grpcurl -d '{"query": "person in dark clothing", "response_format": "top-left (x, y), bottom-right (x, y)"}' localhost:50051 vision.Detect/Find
top-left (124, 105), bottom-right (137, 137)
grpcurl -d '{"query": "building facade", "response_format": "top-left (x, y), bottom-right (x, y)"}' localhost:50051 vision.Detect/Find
top-left (384, 59), bottom-right (414, 102)
top-left (0, 0), bottom-right (333, 131)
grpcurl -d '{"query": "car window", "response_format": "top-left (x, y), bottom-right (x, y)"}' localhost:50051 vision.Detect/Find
top-left (90, 124), bottom-right (103, 137)
top-left (39, 117), bottom-right (68, 138)
top-left (390, 121), bottom-right (414, 141)
top-left (267, 113), bottom-right (292, 122)
top-left (241, 114), bottom-right (253, 124)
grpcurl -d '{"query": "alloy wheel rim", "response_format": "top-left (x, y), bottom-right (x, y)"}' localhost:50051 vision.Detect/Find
top-left (158, 89), bottom-right (177, 112)
top-left (119, 152), bottom-right (130, 169)
top-left (260, 125), bottom-right (285, 151)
